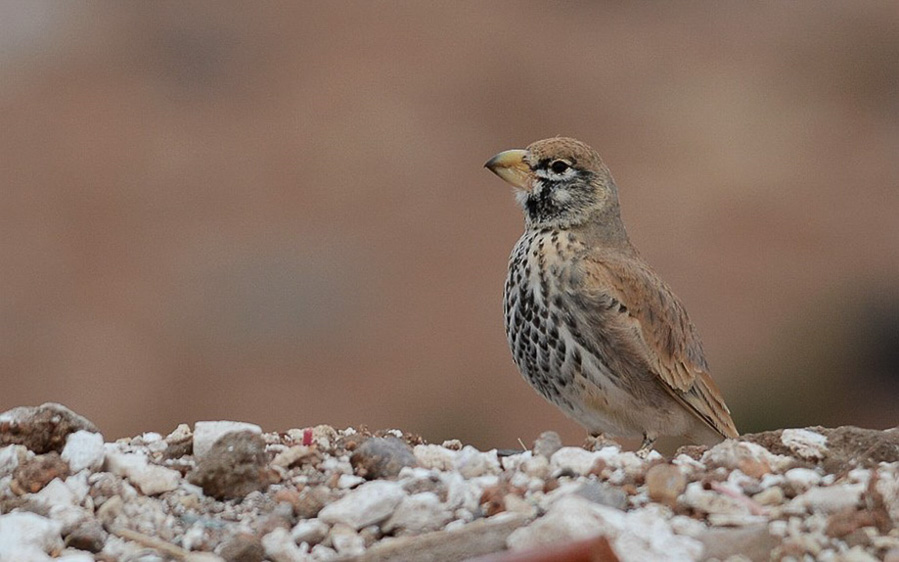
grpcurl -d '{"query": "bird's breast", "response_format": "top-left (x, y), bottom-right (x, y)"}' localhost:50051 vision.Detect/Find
top-left (503, 229), bottom-right (585, 404)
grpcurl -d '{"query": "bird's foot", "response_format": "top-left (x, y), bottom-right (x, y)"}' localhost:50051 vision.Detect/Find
top-left (636, 433), bottom-right (657, 459)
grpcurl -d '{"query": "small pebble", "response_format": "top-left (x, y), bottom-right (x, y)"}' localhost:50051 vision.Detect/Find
top-left (533, 431), bottom-right (563, 459)
top-left (188, 431), bottom-right (276, 500)
top-left (61, 431), bottom-right (105, 473)
top-left (193, 421), bottom-right (263, 460)
top-left (291, 519), bottom-right (329, 546)
top-left (350, 437), bottom-right (417, 479)
top-left (645, 463), bottom-right (687, 508)
top-left (781, 429), bottom-right (828, 461)
top-left (318, 480), bottom-right (406, 530)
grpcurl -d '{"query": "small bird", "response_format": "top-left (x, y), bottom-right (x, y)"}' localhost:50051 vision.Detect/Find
top-left (485, 137), bottom-right (738, 450)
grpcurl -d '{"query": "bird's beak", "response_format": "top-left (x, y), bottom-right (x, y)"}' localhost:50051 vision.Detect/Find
top-left (484, 149), bottom-right (530, 189)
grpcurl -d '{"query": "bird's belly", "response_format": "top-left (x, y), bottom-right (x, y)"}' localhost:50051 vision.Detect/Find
top-left (506, 317), bottom-right (652, 438)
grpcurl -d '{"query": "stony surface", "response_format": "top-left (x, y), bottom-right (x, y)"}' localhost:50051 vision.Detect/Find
top-left (0, 404), bottom-right (897, 561)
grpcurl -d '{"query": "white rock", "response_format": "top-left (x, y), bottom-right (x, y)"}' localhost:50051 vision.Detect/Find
top-left (2, 547), bottom-right (52, 562)
top-left (616, 505), bottom-right (704, 561)
top-left (453, 446), bottom-right (500, 478)
top-left (520, 455), bottom-right (550, 479)
top-left (759, 473), bottom-right (785, 489)
top-left (329, 524), bottom-right (365, 556)
top-left (291, 518), bottom-right (329, 546)
top-left (336, 474), bottom-right (365, 489)
top-left (383, 492), bottom-right (453, 534)
top-left (668, 514), bottom-right (708, 537)
top-left (706, 513), bottom-right (768, 526)
top-left (752, 486), bottom-right (785, 506)
top-left (504, 494), bottom-right (538, 518)
top-left (680, 482), bottom-right (750, 515)
top-left (62, 431), bottom-right (105, 473)
top-left (47, 504), bottom-right (93, 535)
top-left (703, 440), bottom-right (791, 473)
top-left (725, 468), bottom-right (758, 490)
top-left (592, 445), bottom-right (624, 464)
top-left (784, 467), bottom-right (822, 492)
top-left (310, 544), bottom-right (338, 561)
top-left (617, 450), bottom-right (661, 469)
top-left (441, 471), bottom-right (480, 512)
top-left (508, 470), bottom-right (532, 491)
top-left (768, 519), bottom-right (788, 537)
top-left (104, 450), bottom-right (179, 495)
top-left (56, 553), bottom-right (95, 562)
top-left (64, 472), bottom-right (91, 504)
top-left (184, 553), bottom-right (227, 562)
top-left (444, 519), bottom-right (467, 532)
top-left (0, 512), bottom-right (63, 560)
top-left (166, 423), bottom-right (193, 443)
top-left (507, 494), bottom-right (625, 551)
top-left (129, 464), bottom-right (180, 495)
top-left (318, 481), bottom-right (406, 530)
top-left (104, 448), bottom-right (149, 475)
top-left (413, 444), bottom-right (457, 471)
top-left (136, 432), bottom-right (163, 445)
top-left (500, 451), bottom-right (532, 472)
top-left (790, 483), bottom-right (863, 513)
top-left (319, 456), bottom-right (353, 476)
top-left (31, 478), bottom-right (77, 507)
top-left (672, 453), bottom-right (705, 472)
top-left (550, 447), bottom-right (598, 475)
top-left (262, 527), bottom-right (310, 562)
top-left (193, 421), bottom-right (262, 460)
top-left (0, 445), bottom-right (27, 477)
top-left (469, 474), bottom-right (500, 501)
top-left (781, 428), bottom-right (828, 460)
top-left (272, 446), bottom-right (316, 469)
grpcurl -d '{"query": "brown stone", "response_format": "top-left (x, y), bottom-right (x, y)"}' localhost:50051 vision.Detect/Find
top-left (187, 431), bottom-right (278, 500)
top-left (350, 437), bottom-right (417, 480)
top-left (218, 533), bottom-right (264, 562)
top-left (0, 403), bottom-right (99, 454)
top-left (12, 451), bottom-right (70, 493)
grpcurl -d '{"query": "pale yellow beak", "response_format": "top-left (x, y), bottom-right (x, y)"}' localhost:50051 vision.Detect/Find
top-left (484, 149), bottom-right (530, 189)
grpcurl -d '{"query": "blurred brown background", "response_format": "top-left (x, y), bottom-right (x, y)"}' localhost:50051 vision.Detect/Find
top-left (2, 3), bottom-right (897, 449)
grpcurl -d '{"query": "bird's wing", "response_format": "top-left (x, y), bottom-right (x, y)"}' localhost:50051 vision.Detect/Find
top-left (576, 253), bottom-right (739, 439)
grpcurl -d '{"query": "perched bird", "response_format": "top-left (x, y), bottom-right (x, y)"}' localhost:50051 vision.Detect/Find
top-left (485, 137), bottom-right (738, 450)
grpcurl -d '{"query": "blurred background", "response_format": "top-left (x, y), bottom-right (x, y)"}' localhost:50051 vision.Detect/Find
top-left (1, 3), bottom-right (897, 449)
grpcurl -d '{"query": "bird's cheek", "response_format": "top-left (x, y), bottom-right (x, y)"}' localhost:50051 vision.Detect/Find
top-left (552, 188), bottom-right (573, 205)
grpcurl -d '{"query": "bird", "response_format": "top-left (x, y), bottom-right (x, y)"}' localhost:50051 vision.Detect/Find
top-left (485, 137), bottom-right (738, 451)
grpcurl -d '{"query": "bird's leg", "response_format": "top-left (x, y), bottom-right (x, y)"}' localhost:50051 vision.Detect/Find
top-left (636, 433), bottom-right (656, 459)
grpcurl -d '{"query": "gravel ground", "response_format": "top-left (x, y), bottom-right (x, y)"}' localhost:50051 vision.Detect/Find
top-left (1, 403), bottom-right (898, 562)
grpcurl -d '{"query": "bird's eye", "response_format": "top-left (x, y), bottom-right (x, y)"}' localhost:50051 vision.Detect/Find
top-left (550, 160), bottom-right (570, 174)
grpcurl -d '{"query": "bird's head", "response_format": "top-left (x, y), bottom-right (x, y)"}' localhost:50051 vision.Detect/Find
top-left (485, 137), bottom-right (619, 229)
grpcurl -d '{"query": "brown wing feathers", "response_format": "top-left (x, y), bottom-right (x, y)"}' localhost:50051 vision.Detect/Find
top-left (583, 255), bottom-right (739, 439)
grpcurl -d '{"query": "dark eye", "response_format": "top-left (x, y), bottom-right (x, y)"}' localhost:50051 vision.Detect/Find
top-left (550, 160), bottom-right (570, 174)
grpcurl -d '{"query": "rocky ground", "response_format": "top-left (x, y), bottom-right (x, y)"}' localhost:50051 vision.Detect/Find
top-left (1, 403), bottom-right (898, 562)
